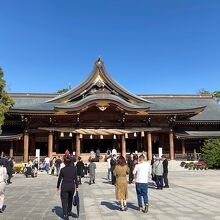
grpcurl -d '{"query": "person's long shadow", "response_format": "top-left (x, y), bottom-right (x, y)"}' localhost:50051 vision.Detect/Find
top-left (52, 206), bottom-right (78, 219)
top-left (101, 201), bottom-right (139, 211)
top-left (101, 201), bottom-right (118, 210)
top-left (126, 202), bottom-right (139, 211)
top-left (52, 206), bottom-right (63, 219)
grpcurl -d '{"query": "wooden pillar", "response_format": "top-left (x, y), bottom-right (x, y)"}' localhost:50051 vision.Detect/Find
top-left (9, 141), bottom-right (13, 158)
top-left (121, 135), bottom-right (126, 159)
top-left (182, 140), bottom-right (185, 155)
top-left (76, 133), bottom-right (80, 159)
top-left (147, 132), bottom-right (152, 161)
top-left (48, 132), bottom-right (53, 158)
top-left (169, 130), bottom-right (174, 160)
top-left (23, 132), bottom-right (29, 162)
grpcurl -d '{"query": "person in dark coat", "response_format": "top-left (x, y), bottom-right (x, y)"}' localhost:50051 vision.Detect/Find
top-left (6, 157), bottom-right (13, 184)
top-left (162, 155), bottom-right (169, 188)
top-left (110, 154), bottom-right (117, 185)
top-left (55, 156), bottom-right (62, 176)
top-left (57, 155), bottom-right (79, 220)
top-left (76, 157), bottom-right (84, 184)
top-left (127, 153), bottom-right (134, 184)
top-left (96, 148), bottom-right (100, 162)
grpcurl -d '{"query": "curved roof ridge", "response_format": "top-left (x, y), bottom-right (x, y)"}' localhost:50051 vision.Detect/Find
top-left (45, 58), bottom-right (152, 104)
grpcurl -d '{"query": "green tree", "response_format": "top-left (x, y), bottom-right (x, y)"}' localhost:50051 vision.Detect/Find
top-left (0, 67), bottom-right (14, 133)
top-left (214, 91), bottom-right (220, 97)
top-left (57, 83), bottom-right (71, 94)
top-left (198, 88), bottom-right (212, 95)
top-left (201, 139), bottom-right (220, 168)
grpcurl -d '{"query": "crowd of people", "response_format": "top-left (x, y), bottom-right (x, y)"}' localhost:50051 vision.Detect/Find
top-left (107, 151), bottom-right (170, 212)
top-left (0, 148), bottom-right (170, 218)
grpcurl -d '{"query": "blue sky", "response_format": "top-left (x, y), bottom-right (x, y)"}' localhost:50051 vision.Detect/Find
top-left (0, 0), bottom-right (220, 94)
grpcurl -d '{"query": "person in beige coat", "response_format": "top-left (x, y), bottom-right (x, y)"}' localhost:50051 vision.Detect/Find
top-left (0, 159), bottom-right (8, 213)
top-left (113, 156), bottom-right (129, 211)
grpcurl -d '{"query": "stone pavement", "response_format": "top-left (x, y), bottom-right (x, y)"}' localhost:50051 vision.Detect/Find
top-left (1, 169), bottom-right (220, 220)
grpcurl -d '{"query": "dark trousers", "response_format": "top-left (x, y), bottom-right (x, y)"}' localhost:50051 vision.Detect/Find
top-left (163, 173), bottom-right (169, 186)
top-left (60, 190), bottom-right (74, 216)
top-left (7, 172), bottom-right (12, 183)
top-left (111, 171), bottom-right (116, 185)
top-left (156, 175), bottom-right (163, 189)
top-left (129, 171), bottom-right (133, 184)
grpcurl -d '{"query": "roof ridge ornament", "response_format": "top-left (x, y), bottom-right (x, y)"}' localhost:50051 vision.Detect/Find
top-left (96, 56), bottom-right (103, 66)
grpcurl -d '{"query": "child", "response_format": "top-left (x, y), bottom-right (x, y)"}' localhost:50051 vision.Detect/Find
top-left (88, 159), bottom-right (96, 185)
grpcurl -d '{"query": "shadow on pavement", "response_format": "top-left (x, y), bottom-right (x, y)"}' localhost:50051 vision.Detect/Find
top-left (148, 182), bottom-right (156, 189)
top-left (126, 202), bottom-right (139, 211)
top-left (101, 201), bottom-right (118, 210)
top-left (52, 206), bottom-right (63, 219)
top-left (101, 201), bottom-right (139, 211)
top-left (102, 181), bottom-right (112, 185)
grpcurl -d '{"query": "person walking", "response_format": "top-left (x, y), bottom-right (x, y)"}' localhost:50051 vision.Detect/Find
top-left (127, 153), bottom-right (134, 184)
top-left (6, 157), bottom-right (13, 184)
top-left (57, 155), bottom-right (79, 220)
top-left (110, 154), bottom-right (117, 185)
top-left (88, 159), bottom-right (96, 185)
top-left (133, 154), bottom-right (151, 213)
top-left (152, 156), bottom-right (164, 190)
top-left (76, 157), bottom-right (84, 184)
top-left (44, 156), bottom-right (50, 174)
top-left (55, 156), bottom-right (62, 176)
top-left (161, 155), bottom-right (169, 188)
top-left (107, 156), bottom-right (111, 180)
top-left (0, 159), bottom-right (8, 213)
top-left (96, 148), bottom-right (100, 162)
top-left (113, 156), bottom-right (129, 211)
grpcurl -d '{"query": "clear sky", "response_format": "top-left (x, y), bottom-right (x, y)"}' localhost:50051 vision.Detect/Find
top-left (0, 0), bottom-right (220, 94)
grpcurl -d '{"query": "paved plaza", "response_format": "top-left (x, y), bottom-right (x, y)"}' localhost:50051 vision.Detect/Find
top-left (1, 167), bottom-right (220, 220)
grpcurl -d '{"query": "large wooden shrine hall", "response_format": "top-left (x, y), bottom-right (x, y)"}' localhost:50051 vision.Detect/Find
top-left (1, 58), bottom-right (220, 162)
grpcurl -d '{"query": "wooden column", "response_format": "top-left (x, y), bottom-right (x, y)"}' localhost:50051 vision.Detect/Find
top-left (147, 132), bottom-right (152, 160)
top-left (76, 133), bottom-right (80, 159)
top-left (48, 132), bottom-right (53, 158)
top-left (169, 129), bottom-right (174, 160)
top-left (9, 141), bottom-right (14, 158)
top-left (182, 140), bottom-right (186, 155)
top-left (121, 135), bottom-right (126, 159)
top-left (23, 132), bottom-right (29, 162)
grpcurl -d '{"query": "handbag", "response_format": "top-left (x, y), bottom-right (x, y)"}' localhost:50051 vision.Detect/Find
top-left (73, 191), bottom-right (79, 206)
top-left (72, 191), bottom-right (80, 217)
top-left (73, 192), bottom-right (77, 206)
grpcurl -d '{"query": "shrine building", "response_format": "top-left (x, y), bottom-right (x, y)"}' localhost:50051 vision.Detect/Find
top-left (1, 58), bottom-right (220, 162)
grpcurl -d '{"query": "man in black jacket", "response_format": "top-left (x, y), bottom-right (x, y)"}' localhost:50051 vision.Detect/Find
top-left (162, 155), bottom-right (169, 188)
top-left (57, 156), bottom-right (79, 220)
top-left (6, 157), bottom-right (13, 184)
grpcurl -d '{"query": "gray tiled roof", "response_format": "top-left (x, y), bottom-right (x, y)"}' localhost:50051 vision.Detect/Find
top-left (10, 94), bottom-right (220, 121)
top-left (175, 131), bottom-right (220, 138)
top-left (12, 97), bottom-right (53, 108)
top-left (145, 98), bottom-right (220, 120)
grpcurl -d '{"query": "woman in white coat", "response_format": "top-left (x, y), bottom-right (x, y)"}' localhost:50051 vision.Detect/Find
top-left (0, 159), bottom-right (8, 213)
